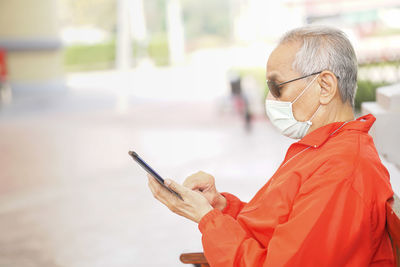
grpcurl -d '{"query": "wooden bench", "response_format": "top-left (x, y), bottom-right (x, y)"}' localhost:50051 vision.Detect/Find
top-left (180, 194), bottom-right (400, 266)
top-left (180, 252), bottom-right (209, 267)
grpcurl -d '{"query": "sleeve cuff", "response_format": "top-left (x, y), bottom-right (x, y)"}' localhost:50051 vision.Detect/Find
top-left (221, 192), bottom-right (231, 214)
top-left (198, 208), bottom-right (223, 234)
top-left (220, 192), bottom-right (244, 218)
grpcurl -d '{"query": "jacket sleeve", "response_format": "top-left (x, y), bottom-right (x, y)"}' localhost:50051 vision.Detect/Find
top-left (220, 192), bottom-right (246, 219)
top-left (198, 162), bottom-right (378, 267)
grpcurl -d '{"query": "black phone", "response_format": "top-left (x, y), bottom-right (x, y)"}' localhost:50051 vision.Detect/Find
top-left (128, 151), bottom-right (183, 200)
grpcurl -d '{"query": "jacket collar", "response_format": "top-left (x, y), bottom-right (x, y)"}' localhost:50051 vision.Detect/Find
top-left (297, 114), bottom-right (376, 148)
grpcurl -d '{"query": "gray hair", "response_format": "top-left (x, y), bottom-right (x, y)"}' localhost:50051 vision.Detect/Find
top-left (279, 25), bottom-right (358, 107)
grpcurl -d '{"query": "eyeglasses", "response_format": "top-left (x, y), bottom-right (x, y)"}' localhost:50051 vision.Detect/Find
top-left (266, 71), bottom-right (322, 98)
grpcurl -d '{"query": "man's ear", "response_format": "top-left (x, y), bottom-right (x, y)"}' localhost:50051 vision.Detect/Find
top-left (317, 70), bottom-right (338, 105)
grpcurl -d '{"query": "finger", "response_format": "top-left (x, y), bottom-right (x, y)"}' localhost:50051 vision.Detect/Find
top-left (148, 178), bottom-right (179, 210)
top-left (148, 176), bottom-right (162, 196)
top-left (183, 177), bottom-right (209, 191)
top-left (148, 178), bottom-right (158, 195)
top-left (147, 173), bottom-right (158, 181)
top-left (184, 171), bottom-right (213, 187)
top-left (151, 189), bottom-right (176, 211)
top-left (147, 174), bottom-right (159, 189)
top-left (147, 174), bottom-right (168, 191)
top-left (183, 179), bottom-right (201, 190)
top-left (165, 179), bottom-right (189, 195)
top-left (148, 175), bottom-right (172, 199)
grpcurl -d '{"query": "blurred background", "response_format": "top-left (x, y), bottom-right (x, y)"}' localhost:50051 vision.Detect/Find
top-left (0, 0), bottom-right (399, 266)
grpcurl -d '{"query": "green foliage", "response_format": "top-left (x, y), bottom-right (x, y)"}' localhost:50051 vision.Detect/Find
top-left (147, 33), bottom-right (170, 66)
top-left (61, 0), bottom-right (233, 70)
top-left (359, 60), bottom-right (400, 68)
top-left (63, 41), bottom-right (116, 71)
top-left (354, 80), bottom-right (388, 111)
top-left (64, 35), bottom-right (170, 71)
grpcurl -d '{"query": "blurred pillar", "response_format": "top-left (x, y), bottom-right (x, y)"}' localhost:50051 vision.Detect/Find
top-left (131, 0), bottom-right (148, 65)
top-left (0, 0), bottom-right (64, 97)
top-left (362, 84), bottom-right (400, 169)
top-left (167, 0), bottom-right (185, 65)
top-left (116, 0), bottom-right (132, 70)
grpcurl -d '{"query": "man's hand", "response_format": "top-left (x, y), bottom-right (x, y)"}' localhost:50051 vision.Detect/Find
top-left (183, 171), bottom-right (227, 211)
top-left (147, 174), bottom-right (213, 223)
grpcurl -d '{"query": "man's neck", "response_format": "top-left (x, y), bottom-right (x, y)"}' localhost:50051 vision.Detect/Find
top-left (308, 101), bottom-right (355, 134)
top-left (331, 101), bottom-right (355, 123)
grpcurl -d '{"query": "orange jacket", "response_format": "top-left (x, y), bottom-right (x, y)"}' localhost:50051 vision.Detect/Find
top-left (198, 114), bottom-right (394, 266)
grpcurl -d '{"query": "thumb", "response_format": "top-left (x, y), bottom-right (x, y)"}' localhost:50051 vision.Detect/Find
top-left (183, 180), bottom-right (207, 191)
top-left (164, 179), bottom-right (187, 194)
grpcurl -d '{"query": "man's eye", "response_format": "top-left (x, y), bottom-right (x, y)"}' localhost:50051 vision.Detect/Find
top-left (269, 80), bottom-right (277, 86)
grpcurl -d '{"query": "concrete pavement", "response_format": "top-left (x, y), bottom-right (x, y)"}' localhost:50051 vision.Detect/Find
top-left (0, 95), bottom-right (294, 266)
top-left (0, 70), bottom-right (398, 266)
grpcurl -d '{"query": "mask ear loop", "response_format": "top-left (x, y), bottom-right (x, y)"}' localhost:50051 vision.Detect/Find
top-left (291, 74), bottom-right (320, 104)
top-left (306, 75), bottom-right (323, 124)
top-left (306, 104), bottom-right (321, 125)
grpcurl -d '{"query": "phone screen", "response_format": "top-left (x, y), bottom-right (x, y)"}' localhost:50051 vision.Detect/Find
top-left (129, 151), bottom-right (183, 200)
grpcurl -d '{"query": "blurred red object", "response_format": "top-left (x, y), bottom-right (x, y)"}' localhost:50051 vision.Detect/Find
top-left (0, 49), bottom-right (7, 82)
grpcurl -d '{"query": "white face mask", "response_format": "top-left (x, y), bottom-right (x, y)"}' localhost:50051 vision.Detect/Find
top-left (265, 74), bottom-right (321, 139)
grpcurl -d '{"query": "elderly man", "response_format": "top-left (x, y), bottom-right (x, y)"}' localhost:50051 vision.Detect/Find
top-left (147, 26), bottom-right (395, 266)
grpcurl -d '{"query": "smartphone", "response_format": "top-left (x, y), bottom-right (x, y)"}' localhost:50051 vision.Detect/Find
top-left (128, 151), bottom-right (183, 200)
